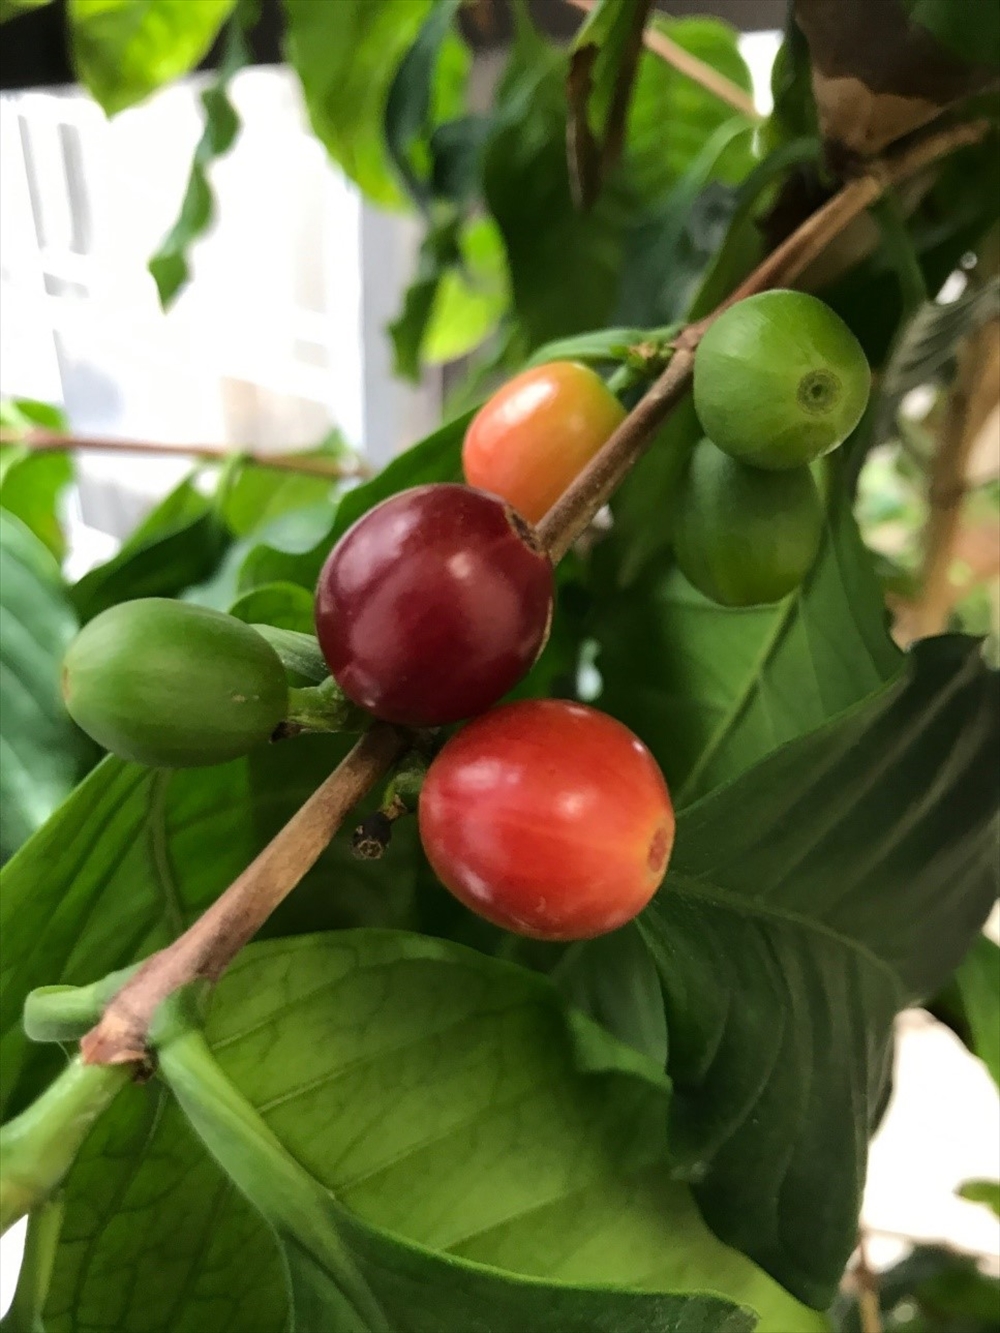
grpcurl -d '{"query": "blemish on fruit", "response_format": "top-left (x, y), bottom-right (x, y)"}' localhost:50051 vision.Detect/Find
top-left (648, 823), bottom-right (671, 876)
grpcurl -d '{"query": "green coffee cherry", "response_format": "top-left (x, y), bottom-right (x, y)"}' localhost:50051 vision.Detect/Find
top-left (62, 599), bottom-right (288, 767)
top-left (693, 290), bottom-right (871, 470)
top-left (673, 438), bottom-right (824, 607)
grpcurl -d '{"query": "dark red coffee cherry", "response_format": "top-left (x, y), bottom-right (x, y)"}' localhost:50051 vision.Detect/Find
top-left (314, 484), bottom-right (553, 726)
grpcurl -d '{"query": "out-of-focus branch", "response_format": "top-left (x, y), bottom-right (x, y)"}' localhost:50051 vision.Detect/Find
top-left (908, 317), bottom-right (1000, 640)
top-left (0, 431), bottom-right (368, 480)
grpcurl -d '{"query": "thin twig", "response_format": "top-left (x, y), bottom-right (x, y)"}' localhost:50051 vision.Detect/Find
top-left (80, 724), bottom-right (408, 1065)
top-left (565, 0), bottom-right (761, 122)
top-left (854, 1233), bottom-right (884, 1333)
top-left (0, 431), bottom-right (368, 481)
top-left (79, 114), bottom-right (988, 1068)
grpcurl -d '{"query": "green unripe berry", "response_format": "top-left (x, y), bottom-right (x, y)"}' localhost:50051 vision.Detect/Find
top-left (62, 599), bottom-right (288, 767)
top-left (693, 290), bottom-right (871, 470)
top-left (673, 438), bottom-right (824, 607)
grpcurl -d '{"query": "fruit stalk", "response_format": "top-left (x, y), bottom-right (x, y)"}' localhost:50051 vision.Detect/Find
top-left (0, 1058), bottom-right (130, 1232)
top-left (77, 114), bottom-right (987, 1068)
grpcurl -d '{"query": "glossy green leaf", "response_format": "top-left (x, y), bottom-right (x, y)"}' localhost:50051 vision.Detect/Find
top-left (0, 449), bottom-right (72, 563)
top-left (525, 324), bottom-right (665, 368)
top-left (157, 1012), bottom-right (757, 1333)
top-left (30, 1081), bottom-right (287, 1333)
top-left (641, 634), bottom-right (999, 1307)
top-left (0, 402), bottom-right (72, 561)
top-left (567, 0), bottom-right (654, 209)
top-left (0, 735), bottom-right (419, 1119)
top-left (0, 514), bottom-right (85, 866)
top-left (248, 624), bottom-right (327, 687)
top-left (228, 582), bottom-right (315, 635)
top-left (70, 477), bottom-right (229, 623)
top-left (149, 6), bottom-right (251, 308)
top-left (217, 444), bottom-right (349, 539)
top-left (954, 933), bottom-right (1000, 1088)
top-left (68, 0), bottom-right (236, 116)
top-left (595, 474), bottom-right (902, 803)
top-left (285, 0), bottom-right (436, 210)
top-left (182, 932), bottom-right (815, 1330)
top-left (391, 215), bottom-right (509, 380)
top-left (0, 399), bottom-right (68, 442)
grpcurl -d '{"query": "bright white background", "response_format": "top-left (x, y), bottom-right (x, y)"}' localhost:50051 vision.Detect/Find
top-left (2, 28), bottom-right (998, 1319)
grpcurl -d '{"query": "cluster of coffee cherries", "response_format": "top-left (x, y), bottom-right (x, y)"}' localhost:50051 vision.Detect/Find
top-left (678, 289), bottom-right (871, 606)
top-left (62, 288), bottom-right (868, 940)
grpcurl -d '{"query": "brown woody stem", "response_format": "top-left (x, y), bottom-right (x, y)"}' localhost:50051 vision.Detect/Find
top-left (78, 115), bottom-right (989, 1067)
top-left (80, 724), bottom-right (408, 1065)
top-left (908, 314), bottom-right (1000, 640)
top-left (0, 431), bottom-right (367, 481)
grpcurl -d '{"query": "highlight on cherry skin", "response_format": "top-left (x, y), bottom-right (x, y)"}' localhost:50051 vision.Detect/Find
top-left (314, 483), bottom-right (554, 728)
top-left (462, 360), bottom-right (626, 524)
top-left (418, 698), bottom-right (675, 941)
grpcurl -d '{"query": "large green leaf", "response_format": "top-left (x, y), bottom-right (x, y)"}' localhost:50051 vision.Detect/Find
top-left (284, 0), bottom-right (436, 210)
top-left (24, 1082), bottom-right (287, 1333)
top-left (594, 472), bottom-right (903, 804)
top-left (160, 1007), bottom-right (758, 1333)
top-left (216, 441), bottom-right (350, 539)
top-left (70, 476), bottom-right (229, 622)
top-left (195, 932), bottom-right (813, 1330)
top-left (0, 514), bottom-right (85, 865)
top-left (641, 634), bottom-right (999, 1307)
top-left (0, 735), bottom-right (419, 1118)
top-left (68, 0), bottom-right (236, 116)
top-left (625, 16), bottom-right (755, 205)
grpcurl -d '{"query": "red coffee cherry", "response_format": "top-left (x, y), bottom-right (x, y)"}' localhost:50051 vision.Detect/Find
top-left (315, 484), bottom-right (553, 727)
top-left (419, 699), bottom-right (675, 940)
top-left (463, 361), bottom-right (626, 524)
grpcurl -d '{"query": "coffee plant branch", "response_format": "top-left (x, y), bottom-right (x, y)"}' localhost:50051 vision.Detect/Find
top-left (79, 113), bottom-right (991, 1069)
top-left (0, 431), bottom-right (369, 481)
top-left (80, 722), bottom-right (409, 1065)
